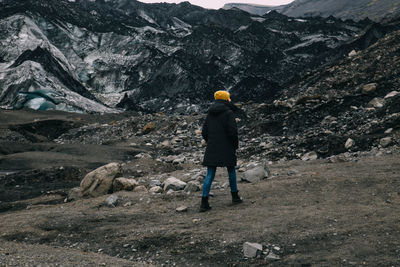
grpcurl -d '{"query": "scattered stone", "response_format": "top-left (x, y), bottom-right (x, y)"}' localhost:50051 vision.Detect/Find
top-left (142, 122), bottom-right (155, 134)
top-left (380, 137), bottom-right (392, 148)
top-left (149, 186), bottom-right (163, 194)
top-left (80, 163), bottom-right (122, 198)
top-left (362, 83), bottom-right (377, 94)
top-left (184, 181), bottom-right (201, 193)
top-left (176, 206), bottom-right (188, 212)
top-left (191, 171), bottom-right (205, 182)
top-left (149, 179), bottom-right (162, 187)
top-left (166, 189), bottom-right (175, 195)
top-left (123, 201), bottom-right (132, 207)
top-left (243, 242), bottom-right (262, 258)
top-left (384, 91), bottom-right (400, 99)
top-left (241, 164), bottom-right (270, 183)
top-left (163, 177), bottom-right (187, 191)
top-left (105, 194), bottom-right (118, 207)
top-left (287, 169), bottom-right (299, 176)
top-left (367, 98), bottom-right (385, 108)
top-left (301, 151), bottom-right (318, 161)
top-left (172, 157), bottom-right (185, 165)
top-left (157, 140), bottom-right (171, 149)
top-left (113, 177), bottom-right (138, 192)
top-left (348, 50), bottom-right (357, 57)
top-left (384, 128), bottom-right (393, 134)
top-left (67, 187), bottom-right (81, 202)
top-left (133, 185), bottom-right (148, 193)
top-left (345, 138), bottom-right (355, 150)
top-left (266, 251), bottom-right (281, 260)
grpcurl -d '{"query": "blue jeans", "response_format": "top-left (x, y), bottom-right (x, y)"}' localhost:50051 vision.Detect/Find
top-left (202, 166), bottom-right (238, 197)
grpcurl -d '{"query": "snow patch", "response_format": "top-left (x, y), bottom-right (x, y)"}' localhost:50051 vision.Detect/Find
top-left (135, 26), bottom-right (164, 34)
top-left (139, 10), bottom-right (157, 25)
top-left (236, 25), bottom-right (249, 32)
top-left (251, 17), bottom-right (266, 23)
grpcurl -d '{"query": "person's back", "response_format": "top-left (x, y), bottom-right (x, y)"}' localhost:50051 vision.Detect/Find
top-left (200, 90), bottom-right (242, 212)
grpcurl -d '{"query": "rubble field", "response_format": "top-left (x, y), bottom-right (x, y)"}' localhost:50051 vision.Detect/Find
top-left (0, 109), bottom-right (399, 266)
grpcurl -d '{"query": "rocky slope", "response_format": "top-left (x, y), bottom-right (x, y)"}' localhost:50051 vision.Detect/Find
top-left (222, 3), bottom-right (281, 16)
top-left (0, 0), bottom-right (388, 113)
top-left (280, 0), bottom-right (400, 22)
top-left (225, 0), bottom-right (400, 22)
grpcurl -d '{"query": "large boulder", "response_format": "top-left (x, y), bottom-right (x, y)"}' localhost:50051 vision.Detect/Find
top-left (241, 165), bottom-right (270, 183)
top-left (80, 163), bottom-right (122, 198)
top-left (163, 177), bottom-right (187, 191)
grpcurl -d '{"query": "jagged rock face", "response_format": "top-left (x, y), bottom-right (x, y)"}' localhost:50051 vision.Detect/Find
top-left (239, 29), bottom-right (400, 160)
top-left (0, 0), bottom-right (391, 113)
top-left (280, 0), bottom-right (400, 22)
top-left (222, 3), bottom-right (280, 16)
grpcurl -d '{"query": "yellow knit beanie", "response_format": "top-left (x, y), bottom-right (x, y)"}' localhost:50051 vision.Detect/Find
top-left (214, 90), bottom-right (230, 101)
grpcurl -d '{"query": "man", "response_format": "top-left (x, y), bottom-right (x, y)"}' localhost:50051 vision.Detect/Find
top-left (200, 90), bottom-right (243, 212)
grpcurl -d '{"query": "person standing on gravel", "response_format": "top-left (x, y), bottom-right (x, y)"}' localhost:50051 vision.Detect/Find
top-left (200, 90), bottom-right (243, 212)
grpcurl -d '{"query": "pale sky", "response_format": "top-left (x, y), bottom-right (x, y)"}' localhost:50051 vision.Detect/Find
top-left (138, 0), bottom-right (294, 10)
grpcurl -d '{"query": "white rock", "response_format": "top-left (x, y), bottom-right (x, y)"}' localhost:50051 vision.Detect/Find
top-left (345, 138), bottom-right (355, 150)
top-left (243, 242), bottom-right (262, 258)
top-left (149, 186), bottom-right (163, 194)
top-left (176, 206), bottom-right (188, 212)
top-left (384, 128), bottom-right (393, 134)
top-left (133, 185), bottom-right (148, 193)
top-left (384, 91), bottom-right (399, 99)
top-left (380, 137), bottom-right (392, 148)
top-left (172, 157), bottom-right (185, 164)
top-left (301, 151), bottom-right (318, 161)
top-left (163, 177), bottom-right (187, 191)
top-left (241, 165), bottom-right (270, 183)
top-left (348, 50), bottom-right (357, 57)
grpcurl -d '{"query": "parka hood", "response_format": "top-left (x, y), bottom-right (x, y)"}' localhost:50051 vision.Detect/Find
top-left (208, 100), bottom-right (231, 115)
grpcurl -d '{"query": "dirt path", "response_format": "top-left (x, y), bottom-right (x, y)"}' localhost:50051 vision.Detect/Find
top-left (1, 152), bottom-right (399, 266)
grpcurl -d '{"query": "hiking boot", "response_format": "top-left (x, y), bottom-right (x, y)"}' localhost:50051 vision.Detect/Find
top-left (231, 191), bottom-right (243, 204)
top-left (200, 196), bottom-right (211, 212)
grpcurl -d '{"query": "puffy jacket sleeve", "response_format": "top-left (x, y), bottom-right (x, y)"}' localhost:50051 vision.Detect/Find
top-left (226, 111), bottom-right (239, 149)
top-left (201, 115), bottom-right (209, 142)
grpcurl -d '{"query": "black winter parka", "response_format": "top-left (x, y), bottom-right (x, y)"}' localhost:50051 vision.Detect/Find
top-left (202, 100), bottom-right (239, 167)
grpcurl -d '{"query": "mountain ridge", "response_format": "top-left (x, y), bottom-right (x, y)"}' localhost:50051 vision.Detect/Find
top-left (0, 0), bottom-right (398, 113)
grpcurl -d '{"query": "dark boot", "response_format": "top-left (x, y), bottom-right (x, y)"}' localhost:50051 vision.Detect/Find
top-left (231, 191), bottom-right (243, 204)
top-left (200, 196), bottom-right (211, 212)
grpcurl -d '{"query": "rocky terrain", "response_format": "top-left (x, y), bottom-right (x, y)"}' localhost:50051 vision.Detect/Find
top-left (280, 0), bottom-right (400, 22)
top-left (1, 0), bottom-right (394, 113)
top-left (1, 0), bottom-right (400, 266)
top-left (223, 3), bottom-right (281, 16)
top-left (225, 0), bottom-right (400, 22)
top-left (0, 105), bottom-right (399, 266)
